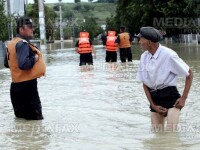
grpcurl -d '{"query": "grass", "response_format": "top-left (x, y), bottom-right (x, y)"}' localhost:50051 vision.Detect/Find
top-left (46, 2), bottom-right (116, 25)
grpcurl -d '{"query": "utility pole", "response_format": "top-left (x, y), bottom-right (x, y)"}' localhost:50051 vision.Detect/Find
top-left (24, 0), bottom-right (28, 15)
top-left (59, 0), bottom-right (64, 48)
top-left (38, 0), bottom-right (46, 50)
top-left (7, 0), bottom-right (13, 40)
top-left (59, 0), bottom-right (63, 41)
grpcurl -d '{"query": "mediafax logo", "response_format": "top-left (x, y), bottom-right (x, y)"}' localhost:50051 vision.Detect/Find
top-left (153, 17), bottom-right (200, 33)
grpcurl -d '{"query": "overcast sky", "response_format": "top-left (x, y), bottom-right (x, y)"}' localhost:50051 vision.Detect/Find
top-left (28, 0), bottom-right (89, 3)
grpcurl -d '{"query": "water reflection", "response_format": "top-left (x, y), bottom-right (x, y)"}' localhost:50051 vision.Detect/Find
top-left (3, 119), bottom-right (50, 150)
top-left (143, 133), bottom-right (183, 150)
top-left (0, 43), bottom-right (200, 149)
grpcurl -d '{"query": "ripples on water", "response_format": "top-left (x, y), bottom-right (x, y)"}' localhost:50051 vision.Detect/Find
top-left (0, 44), bottom-right (200, 150)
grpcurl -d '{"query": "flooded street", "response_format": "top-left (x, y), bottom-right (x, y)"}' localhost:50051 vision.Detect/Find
top-left (0, 43), bottom-right (200, 150)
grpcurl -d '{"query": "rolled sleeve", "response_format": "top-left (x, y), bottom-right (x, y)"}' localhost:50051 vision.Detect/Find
top-left (16, 41), bottom-right (35, 70)
top-left (170, 55), bottom-right (189, 77)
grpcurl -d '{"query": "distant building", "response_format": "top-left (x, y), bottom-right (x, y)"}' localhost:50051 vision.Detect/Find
top-left (101, 25), bottom-right (106, 30)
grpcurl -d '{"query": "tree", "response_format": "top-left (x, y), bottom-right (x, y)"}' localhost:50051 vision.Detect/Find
top-left (75, 0), bottom-right (80, 3)
top-left (63, 10), bottom-right (73, 20)
top-left (26, 0), bottom-right (57, 40)
top-left (96, 0), bottom-right (117, 3)
top-left (106, 13), bottom-right (118, 31)
top-left (0, 0), bottom-right (9, 41)
top-left (82, 17), bottom-right (101, 40)
top-left (111, 0), bottom-right (198, 36)
top-left (73, 3), bottom-right (82, 11)
top-left (53, 4), bottom-right (59, 11)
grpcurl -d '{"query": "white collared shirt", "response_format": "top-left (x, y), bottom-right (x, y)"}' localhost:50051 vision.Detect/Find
top-left (137, 44), bottom-right (189, 90)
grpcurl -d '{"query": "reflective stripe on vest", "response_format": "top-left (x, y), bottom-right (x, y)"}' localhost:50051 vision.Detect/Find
top-left (106, 36), bottom-right (117, 51)
top-left (78, 37), bottom-right (92, 54)
top-left (118, 32), bottom-right (131, 48)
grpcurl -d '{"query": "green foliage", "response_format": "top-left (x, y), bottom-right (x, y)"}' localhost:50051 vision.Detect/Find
top-left (106, 13), bottom-right (118, 31)
top-left (53, 4), bottom-right (59, 11)
top-left (83, 17), bottom-right (99, 40)
top-left (83, 4), bottom-right (94, 11)
top-left (46, 2), bottom-right (116, 40)
top-left (73, 3), bottom-right (94, 12)
top-left (63, 10), bottom-right (73, 19)
top-left (73, 3), bottom-right (82, 11)
top-left (75, 0), bottom-right (80, 3)
top-left (45, 6), bottom-right (57, 40)
top-left (63, 27), bottom-right (73, 39)
top-left (26, 0), bottom-right (57, 40)
top-left (55, 2), bottom-right (115, 39)
top-left (0, 0), bottom-right (9, 41)
top-left (96, 0), bottom-right (117, 3)
top-left (111, 0), bottom-right (199, 36)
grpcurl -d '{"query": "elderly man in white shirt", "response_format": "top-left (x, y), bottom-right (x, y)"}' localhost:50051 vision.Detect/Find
top-left (136, 27), bottom-right (193, 132)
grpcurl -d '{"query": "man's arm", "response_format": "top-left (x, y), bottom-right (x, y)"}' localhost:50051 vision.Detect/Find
top-left (129, 33), bottom-right (133, 42)
top-left (92, 45), bottom-right (96, 59)
top-left (143, 83), bottom-right (155, 107)
top-left (89, 39), bottom-right (96, 58)
top-left (174, 69), bottom-right (193, 108)
top-left (16, 41), bottom-right (36, 70)
top-left (75, 41), bottom-right (79, 53)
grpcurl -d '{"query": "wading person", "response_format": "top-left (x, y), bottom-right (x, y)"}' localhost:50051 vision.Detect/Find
top-left (115, 26), bottom-right (133, 62)
top-left (75, 31), bottom-right (96, 66)
top-left (105, 30), bottom-right (117, 62)
top-left (5, 17), bottom-right (46, 120)
top-left (136, 27), bottom-right (193, 131)
top-left (101, 31), bottom-right (107, 46)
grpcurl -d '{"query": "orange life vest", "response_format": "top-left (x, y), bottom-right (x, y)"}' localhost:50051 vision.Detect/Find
top-left (7, 37), bottom-right (46, 83)
top-left (118, 32), bottom-right (131, 48)
top-left (78, 32), bottom-right (92, 54)
top-left (106, 31), bottom-right (117, 51)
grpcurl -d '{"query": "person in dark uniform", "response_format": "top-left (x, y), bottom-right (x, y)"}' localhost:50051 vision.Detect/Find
top-left (137, 27), bottom-right (193, 131)
top-left (5, 16), bottom-right (46, 120)
top-left (115, 26), bottom-right (133, 62)
top-left (101, 31), bottom-right (107, 46)
top-left (75, 31), bottom-right (96, 66)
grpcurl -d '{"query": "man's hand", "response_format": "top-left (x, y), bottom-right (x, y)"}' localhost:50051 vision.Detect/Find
top-left (93, 53), bottom-right (96, 59)
top-left (173, 97), bottom-right (186, 109)
top-left (152, 105), bottom-right (168, 116)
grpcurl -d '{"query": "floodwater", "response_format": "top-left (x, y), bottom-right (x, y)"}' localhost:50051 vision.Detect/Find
top-left (0, 43), bottom-right (200, 150)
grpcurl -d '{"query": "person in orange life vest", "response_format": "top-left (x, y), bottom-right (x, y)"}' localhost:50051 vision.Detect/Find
top-left (105, 31), bottom-right (117, 62)
top-left (75, 32), bottom-right (96, 66)
top-left (5, 17), bottom-right (46, 120)
top-left (115, 26), bottom-right (133, 62)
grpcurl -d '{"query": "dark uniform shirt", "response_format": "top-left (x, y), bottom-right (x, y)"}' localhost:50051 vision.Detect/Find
top-left (16, 34), bottom-right (36, 70)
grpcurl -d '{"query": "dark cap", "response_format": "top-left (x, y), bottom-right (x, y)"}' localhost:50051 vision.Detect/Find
top-left (136, 27), bottom-right (162, 42)
top-left (120, 25), bottom-right (125, 29)
top-left (120, 25), bottom-right (125, 30)
top-left (17, 17), bottom-right (33, 28)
